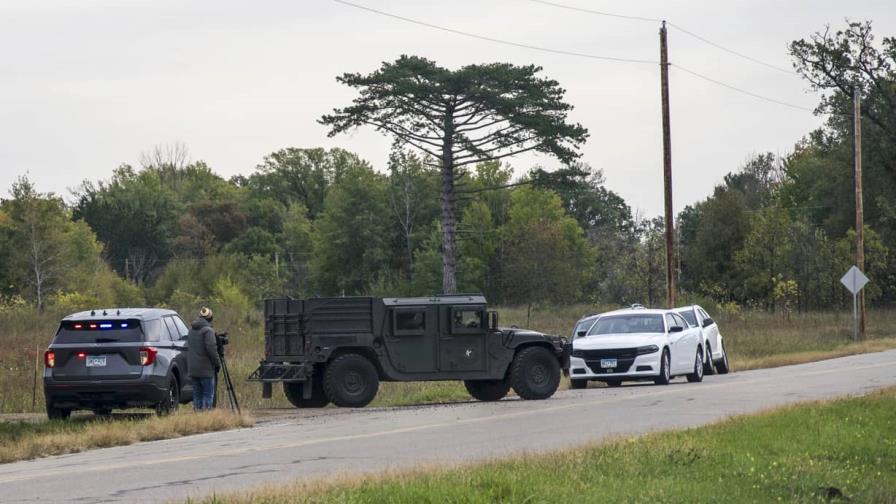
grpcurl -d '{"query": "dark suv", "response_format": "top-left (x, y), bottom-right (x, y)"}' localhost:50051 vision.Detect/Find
top-left (43, 308), bottom-right (193, 419)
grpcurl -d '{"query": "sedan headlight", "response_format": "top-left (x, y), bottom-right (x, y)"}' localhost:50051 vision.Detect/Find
top-left (636, 345), bottom-right (660, 355)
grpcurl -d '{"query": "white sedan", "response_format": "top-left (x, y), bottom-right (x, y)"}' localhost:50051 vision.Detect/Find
top-left (569, 308), bottom-right (705, 388)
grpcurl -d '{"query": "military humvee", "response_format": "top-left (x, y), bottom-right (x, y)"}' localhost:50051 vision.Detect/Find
top-left (249, 295), bottom-right (570, 408)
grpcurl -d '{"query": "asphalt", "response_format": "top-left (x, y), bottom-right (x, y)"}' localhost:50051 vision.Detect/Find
top-left (2, 349), bottom-right (895, 503)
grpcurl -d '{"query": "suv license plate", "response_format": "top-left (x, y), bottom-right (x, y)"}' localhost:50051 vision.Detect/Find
top-left (600, 359), bottom-right (617, 369)
top-left (86, 356), bottom-right (107, 367)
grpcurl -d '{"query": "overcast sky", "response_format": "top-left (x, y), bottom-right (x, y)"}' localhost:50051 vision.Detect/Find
top-left (1, 0), bottom-right (893, 217)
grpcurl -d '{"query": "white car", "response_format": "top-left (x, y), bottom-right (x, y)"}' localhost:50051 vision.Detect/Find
top-left (676, 305), bottom-right (730, 374)
top-left (569, 308), bottom-right (705, 388)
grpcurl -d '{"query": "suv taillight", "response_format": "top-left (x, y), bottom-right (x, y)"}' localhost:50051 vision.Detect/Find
top-left (44, 350), bottom-right (56, 368)
top-left (139, 347), bottom-right (157, 366)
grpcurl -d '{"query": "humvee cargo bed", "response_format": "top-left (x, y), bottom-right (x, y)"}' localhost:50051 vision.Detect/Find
top-left (249, 295), bottom-right (570, 407)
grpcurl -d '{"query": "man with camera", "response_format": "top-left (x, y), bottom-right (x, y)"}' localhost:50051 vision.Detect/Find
top-left (187, 306), bottom-right (222, 411)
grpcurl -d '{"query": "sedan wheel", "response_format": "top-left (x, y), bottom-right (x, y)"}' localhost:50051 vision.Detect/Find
top-left (654, 350), bottom-right (671, 385)
top-left (687, 348), bottom-right (704, 383)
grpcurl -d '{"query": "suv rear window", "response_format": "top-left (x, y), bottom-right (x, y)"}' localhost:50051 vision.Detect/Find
top-left (53, 319), bottom-right (144, 344)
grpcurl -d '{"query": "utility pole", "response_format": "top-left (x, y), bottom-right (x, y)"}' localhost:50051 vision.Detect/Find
top-left (854, 86), bottom-right (865, 339)
top-left (660, 21), bottom-right (676, 308)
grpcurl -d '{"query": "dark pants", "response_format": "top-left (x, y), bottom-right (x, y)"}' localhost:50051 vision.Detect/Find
top-left (192, 376), bottom-right (215, 410)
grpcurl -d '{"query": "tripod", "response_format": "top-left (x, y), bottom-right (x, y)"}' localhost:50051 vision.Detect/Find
top-left (213, 336), bottom-right (241, 415)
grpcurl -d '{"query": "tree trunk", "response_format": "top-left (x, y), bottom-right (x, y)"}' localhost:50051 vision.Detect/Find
top-left (440, 112), bottom-right (458, 295)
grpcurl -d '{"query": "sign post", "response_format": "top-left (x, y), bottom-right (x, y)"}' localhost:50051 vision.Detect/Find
top-left (840, 266), bottom-right (869, 342)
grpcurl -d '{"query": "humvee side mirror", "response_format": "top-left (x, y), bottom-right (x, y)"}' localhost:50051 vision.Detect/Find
top-left (489, 311), bottom-right (499, 331)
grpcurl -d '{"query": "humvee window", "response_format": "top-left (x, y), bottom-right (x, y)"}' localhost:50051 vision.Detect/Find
top-left (451, 308), bottom-right (484, 333)
top-left (395, 310), bottom-right (426, 333)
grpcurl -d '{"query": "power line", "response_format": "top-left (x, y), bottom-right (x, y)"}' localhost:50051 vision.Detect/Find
top-left (332, 0), bottom-right (659, 64)
top-left (333, 0), bottom-right (820, 115)
top-left (666, 22), bottom-right (797, 76)
top-left (524, 0), bottom-right (797, 76)
top-left (525, 0), bottom-right (661, 23)
top-left (671, 64), bottom-right (816, 113)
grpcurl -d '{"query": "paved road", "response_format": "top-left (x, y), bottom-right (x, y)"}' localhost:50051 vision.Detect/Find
top-left (2, 350), bottom-right (895, 503)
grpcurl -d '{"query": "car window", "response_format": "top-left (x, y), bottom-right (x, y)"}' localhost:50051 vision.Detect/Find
top-left (451, 308), bottom-right (484, 333)
top-left (671, 313), bottom-right (689, 328)
top-left (665, 314), bottom-right (677, 330)
top-left (395, 309), bottom-right (426, 334)
top-left (572, 318), bottom-right (597, 339)
top-left (677, 310), bottom-right (698, 327)
top-left (53, 319), bottom-right (143, 344)
top-left (162, 317), bottom-right (179, 341)
top-left (142, 319), bottom-right (161, 342)
top-left (172, 316), bottom-right (190, 338)
top-left (587, 314), bottom-right (664, 335)
top-left (698, 308), bottom-right (712, 325)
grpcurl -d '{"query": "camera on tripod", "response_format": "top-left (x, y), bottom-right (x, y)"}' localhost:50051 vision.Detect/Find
top-left (214, 331), bottom-right (229, 357)
top-left (211, 330), bottom-right (240, 414)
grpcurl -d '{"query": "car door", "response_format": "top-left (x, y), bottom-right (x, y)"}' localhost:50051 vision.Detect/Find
top-left (384, 305), bottom-right (438, 373)
top-left (698, 307), bottom-right (721, 358)
top-left (675, 312), bottom-right (700, 370)
top-left (665, 313), bottom-right (689, 373)
top-left (439, 305), bottom-right (487, 373)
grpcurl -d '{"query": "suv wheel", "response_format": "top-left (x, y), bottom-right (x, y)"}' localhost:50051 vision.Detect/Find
top-left (703, 344), bottom-right (716, 375)
top-left (46, 405), bottom-right (71, 420)
top-left (509, 346), bottom-right (561, 400)
top-left (654, 349), bottom-right (671, 385)
top-left (323, 354), bottom-right (379, 408)
top-left (687, 347), bottom-right (704, 383)
top-left (155, 376), bottom-right (179, 416)
top-left (714, 341), bottom-right (731, 374)
top-left (284, 378), bottom-right (330, 408)
top-left (464, 379), bottom-right (510, 401)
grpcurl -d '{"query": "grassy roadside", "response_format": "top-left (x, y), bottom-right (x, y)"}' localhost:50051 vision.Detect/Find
top-left (196, 387), bottom-right (896, 504)
top-left (0, 410), bottom-right (253, 464)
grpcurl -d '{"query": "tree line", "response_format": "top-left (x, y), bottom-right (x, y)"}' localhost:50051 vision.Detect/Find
top-left (0, 20), bottom-right (893, 314)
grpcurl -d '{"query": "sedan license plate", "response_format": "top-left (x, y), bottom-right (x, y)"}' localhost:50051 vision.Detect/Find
top-left (600, 358), bottom-right (617, 369)
top-left (86, 356), bottom-right (107, 367)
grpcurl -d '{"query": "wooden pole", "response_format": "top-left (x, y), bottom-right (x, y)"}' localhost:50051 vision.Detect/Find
top-left (660, 21), bottom-right (676, 308)
top-left (854, 86), bottom-right (865, 339)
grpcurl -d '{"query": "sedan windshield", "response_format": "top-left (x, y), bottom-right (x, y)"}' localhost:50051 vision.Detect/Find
top-left (572, 318), bottom-right (596, 339)
top-left (587, 314), bottom-right (664, 335)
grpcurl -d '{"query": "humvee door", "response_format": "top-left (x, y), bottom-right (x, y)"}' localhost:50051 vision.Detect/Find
top-left (440, 305), bottom-right (487, 372)
top-left (385, 305), bottom-right (438, 373)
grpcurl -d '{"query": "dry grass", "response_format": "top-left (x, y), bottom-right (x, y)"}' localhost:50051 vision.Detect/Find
top-left (733, 338), bottom-right (896, 371)
top-left (0, 410), bottom-right (253, 464)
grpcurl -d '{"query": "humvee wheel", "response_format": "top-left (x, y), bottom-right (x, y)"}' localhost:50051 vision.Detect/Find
top-left (464, 379), bottom-right (510, 401)
top-left (509, 346), bottom-right (561, 400)
top-left (284, 380), bottom-right (330, 408)
top-left (323, 354), bottom-right (379, 408)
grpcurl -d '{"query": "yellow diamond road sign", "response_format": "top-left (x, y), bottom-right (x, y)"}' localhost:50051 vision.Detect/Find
top-left (840, 266), bottom-right (869, 295)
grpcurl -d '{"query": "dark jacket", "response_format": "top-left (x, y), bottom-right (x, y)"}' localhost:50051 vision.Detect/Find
top-left (187, 318), bottom-right (222, 378)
